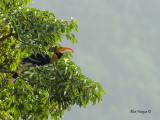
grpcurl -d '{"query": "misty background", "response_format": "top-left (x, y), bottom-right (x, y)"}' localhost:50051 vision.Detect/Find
top-left (31, 0), bottom-right (160, 120)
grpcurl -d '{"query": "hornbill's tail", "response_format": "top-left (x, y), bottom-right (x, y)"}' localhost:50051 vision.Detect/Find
top-left (9, 63), bottom-right (32, 83)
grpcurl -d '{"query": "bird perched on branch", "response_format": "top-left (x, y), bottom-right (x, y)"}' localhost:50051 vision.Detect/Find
top-left (9, 46), bottom-right (74, 83)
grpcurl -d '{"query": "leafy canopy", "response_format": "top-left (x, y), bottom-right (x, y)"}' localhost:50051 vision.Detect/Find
top-left (0, 0), bottom-right (105, 120)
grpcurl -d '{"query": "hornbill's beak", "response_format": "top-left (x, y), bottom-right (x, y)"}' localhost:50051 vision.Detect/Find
top-left (56, 46), bottom-right (74, 53)
top-left (50, 46), bottom-right (74, 63)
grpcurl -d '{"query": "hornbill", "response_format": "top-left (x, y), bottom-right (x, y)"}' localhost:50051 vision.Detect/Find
top-left (9, 46), bottom-right (74, 83)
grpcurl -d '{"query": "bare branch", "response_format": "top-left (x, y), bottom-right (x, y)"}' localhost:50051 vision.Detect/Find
top-left (0, 70), bottom-right (40, 85)
top-left (0, 70), bottom-right (17, 74)
top-left (0, 69), bottom-right (44, 86)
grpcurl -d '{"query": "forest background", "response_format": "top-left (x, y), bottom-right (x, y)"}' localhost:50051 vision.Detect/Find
top-left (31, 0), bottom-right (160, 120)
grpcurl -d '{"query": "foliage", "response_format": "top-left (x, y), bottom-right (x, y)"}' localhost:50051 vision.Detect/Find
top-left (0, 0), bottom-right (105, 119)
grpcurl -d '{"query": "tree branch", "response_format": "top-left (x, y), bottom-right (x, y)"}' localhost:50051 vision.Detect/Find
top-left (19, 76), bottom-right (44, 87)
top-left (0, 69), bottom-right (44, 86)
top-left (0, 26), bottom-right (16, 42)
top-left (0, 70), bottom-right (17, 74)
top-left (19, 76), bottom-right (37, 84)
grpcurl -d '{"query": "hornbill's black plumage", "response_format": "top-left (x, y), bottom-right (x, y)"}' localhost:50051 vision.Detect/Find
top-left (9, 46), bottom-right (74, 83)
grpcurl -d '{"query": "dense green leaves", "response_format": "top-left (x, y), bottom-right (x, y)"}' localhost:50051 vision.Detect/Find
top-left (0, 0), bottom-right (105, 119)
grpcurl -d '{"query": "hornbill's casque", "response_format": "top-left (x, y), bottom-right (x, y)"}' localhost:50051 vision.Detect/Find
top-left (9, 46), bottom-right (74, 83)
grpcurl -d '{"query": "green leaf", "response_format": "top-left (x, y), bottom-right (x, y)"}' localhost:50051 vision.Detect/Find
top-left (72, 18), bottom-right (79, 24)
top-left (65, 85), bottom-right (70, 92)
top-left (60, 25), bottom-right (65, 33)
top-left (71, 34), bottom-right (78, 44)
top-left (54, 25), bottom-right (58, 33)
top-left (69, 24), bottom-right (73, 30)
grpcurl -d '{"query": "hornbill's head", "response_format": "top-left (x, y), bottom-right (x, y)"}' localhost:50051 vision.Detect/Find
top-left (50, 46), bottom-right (74, 63)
